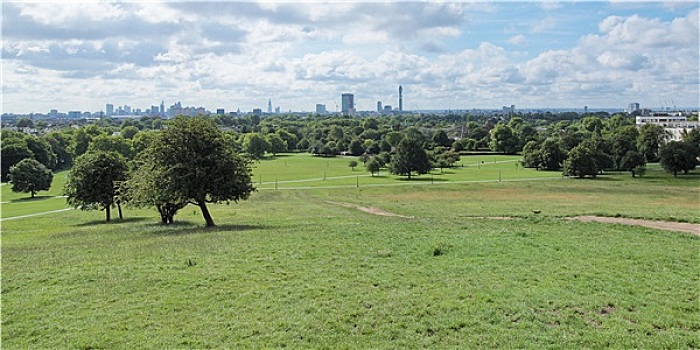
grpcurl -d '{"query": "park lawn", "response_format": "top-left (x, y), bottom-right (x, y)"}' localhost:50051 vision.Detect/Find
top-left (253, 153), bottom-right (558, 190)
top-left (2, 167), bottom-right (699, 349)
top-left (1, 170), bottom-right (70, 219)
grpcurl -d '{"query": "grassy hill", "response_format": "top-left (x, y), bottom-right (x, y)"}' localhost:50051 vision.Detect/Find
top-left (2, 154), bottom-right (698, 348)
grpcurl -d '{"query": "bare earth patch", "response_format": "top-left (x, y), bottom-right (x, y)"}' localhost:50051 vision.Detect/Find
top-left (325, 201), bottom-right (414, 219)
top-left (568, 216), bottom-right (700, 236)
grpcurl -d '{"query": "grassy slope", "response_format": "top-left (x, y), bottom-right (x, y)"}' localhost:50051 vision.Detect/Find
top-left (2, 155), bottom-right (699, 349)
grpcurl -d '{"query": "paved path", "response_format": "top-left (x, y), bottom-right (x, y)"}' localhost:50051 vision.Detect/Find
top-left (1, 208), bottom-right (73, 222)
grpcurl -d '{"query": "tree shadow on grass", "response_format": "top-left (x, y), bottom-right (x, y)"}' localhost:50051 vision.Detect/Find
top-left (396, 176), bottom-right (448, 182)
top-left (75, 216), bottom-right (152, 227)
top-left (144, 221), bottom-right (275, 236)
top-left (10, 195), bottom-right (54, 202)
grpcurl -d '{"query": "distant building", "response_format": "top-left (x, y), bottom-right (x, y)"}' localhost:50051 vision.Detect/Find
top-left (68, 111), bottom-right (81, 119)
top-left (377, 101), bottom-right (382, 112)
top-left (253, 108), bottom-right (263, 117)
top-left (341, 93), bottom-right (354, 115)
top-left (216, 108), bottom-right (225, 115)
top-left (267, 99), bottom-right (272, 114)
top-left (160, 101), bottom-right (165, 117)
top-left (584, 106), bottom-right (588, 114)
top-left (275, 106), bottom-right (281, 114)
top-left (398, 85), bottom-right (403, 112)
top-left (316, 104), bottom-right (327, 114)
top-left (636, 112), bottom-right (699, 141)
top-left (383, 105), bottom-right (393, 112)
top-left (106, 104), bottom-right (114, 116)
top-left (628, 102), bottom-right (641, 114)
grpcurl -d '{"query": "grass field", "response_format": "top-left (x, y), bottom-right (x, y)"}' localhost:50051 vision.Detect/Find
top-left (2, 154), bottom-right (698, 348)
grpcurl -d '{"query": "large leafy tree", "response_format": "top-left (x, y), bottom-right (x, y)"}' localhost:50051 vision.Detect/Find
top-left (137, 116), bottom-right (255, 227)
top-left (65, 151), bottom-right (129, 222)
top-left (659, 141), bottom-right (699, 176)
top-left (388, 137), bottom-right (431, 179)
top-left (8, 158), bottom-right (53, 198)
top-left (123, 160), bottom-right (186, 224)
top-left (1, 140), bottom-right (34, 182)
top-left (563, 141), bottom-right (598, 178)
top-left (637, 124), bottom-right (668, 162)
top-left (244, 132), bottom-right (270, 159)
top-left (489, 123), bottom-right (519, 154)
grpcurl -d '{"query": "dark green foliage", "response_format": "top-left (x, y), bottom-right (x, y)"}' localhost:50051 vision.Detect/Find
top-left (659, 141), bottom-right (699, 176)
top-left (87, 134), bottom-right (136, 160)
top-left (1, 141), bottom-right (34, 181)
top-left (637, 124), bottom-right (668, 162)
top-left (563, 141), bottom-right (598, 178)
top-left (8, 158), bottom-right (53, 198)
top-left (366, 158), bottom-right (382, 176)
top-left (266, 133), bottom-right (287, 156)
top-left (489, 124), bottom-right (519, 154)
top-left (136, 116), bottom-right (255, 227)
top-left (389, 138), bottom-right (431, 179)
top-left (64, 151), bottom-right (128, 222)
top-left (244, 132), bottom-right (270, 159)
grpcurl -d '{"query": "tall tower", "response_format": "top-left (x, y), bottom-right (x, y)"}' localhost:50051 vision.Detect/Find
top-left (267, 99), bottom-right (272, 114)
top-left (341, 93), bottom-right (354, 115)
top-left (399, 85), bottom-right (403, 112)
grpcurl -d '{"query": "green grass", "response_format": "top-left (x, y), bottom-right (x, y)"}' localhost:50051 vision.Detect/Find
top-left (2, 155), bottom-right (699, 348)
top-left (1, 170), bottom-right (70, 218)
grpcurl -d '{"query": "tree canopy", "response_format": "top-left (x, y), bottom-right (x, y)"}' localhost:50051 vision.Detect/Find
top-left (389, 137), bottom-right (431, 179)
top-left (65, 151), bottom-right (128, 222)
top-left (133, 116), bottom-right (255, 227)
top-left (8, 158), bottom-right (53, 198)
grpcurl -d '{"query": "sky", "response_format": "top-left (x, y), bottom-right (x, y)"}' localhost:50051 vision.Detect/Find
top-left (2, 1), bottom-right (698, 114)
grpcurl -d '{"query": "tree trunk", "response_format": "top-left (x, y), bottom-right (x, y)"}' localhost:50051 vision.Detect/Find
top-left (117, 201), bottom-right (123, 219)
top-left (198, 202), bottom-right (215, 227)
top-left (105, 205), bottom-right (111, 222)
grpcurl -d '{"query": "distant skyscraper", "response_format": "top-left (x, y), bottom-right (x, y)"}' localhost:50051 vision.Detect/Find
top-left (341, 93), bottom-right (354, 115)
top-left (584, 106), bottom-right (588, 114)
top-left (316, 104), bottom-right (327, 114)
top-left (398, 85), bottom-right (403, 112)
top-left (106, 104), bottom-right (114, 116)
top-left (160, 101), bottom-right (165, 116)
top-left (267, 99), bottom-right (272, 114)
top-left (275, 106), bottom-right (280, 114)
top-left (628, 102), bottom-right (640, 114)
top-left (377, 101), bottom-right (382, 112)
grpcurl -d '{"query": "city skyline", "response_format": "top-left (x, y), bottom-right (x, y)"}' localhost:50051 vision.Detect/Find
top-left (2, 1), bottom-right (698, 114)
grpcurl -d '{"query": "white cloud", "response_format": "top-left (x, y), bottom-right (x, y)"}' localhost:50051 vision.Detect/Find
top-left (507, 35), bottom-right (528, 46)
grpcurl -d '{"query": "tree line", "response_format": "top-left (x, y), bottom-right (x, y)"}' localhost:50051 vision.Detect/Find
top-left (3, 111), bottom-right (698, 225)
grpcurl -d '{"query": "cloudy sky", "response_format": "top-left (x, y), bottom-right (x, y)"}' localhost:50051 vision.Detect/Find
top-left (2, 1), bottom-right (698, 114)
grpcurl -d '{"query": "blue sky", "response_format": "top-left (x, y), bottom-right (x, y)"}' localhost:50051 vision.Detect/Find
top-left (2, 1), bottom-right (698, 114)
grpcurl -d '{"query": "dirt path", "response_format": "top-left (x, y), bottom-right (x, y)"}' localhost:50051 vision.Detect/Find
top-left (567, 216), bottom-right (700, 236)
top-left (325, 201), bottom-right (414, 219)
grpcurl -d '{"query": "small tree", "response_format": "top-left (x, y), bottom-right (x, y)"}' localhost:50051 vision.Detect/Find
top-left (348, 160), bottom-right (358, 171)
top-left (266, 133), bottom-right (287, 156)
top-left (8, 159), bottom-right (53, 198)
top-left (244, 133), bottom-right (270, 159)
top-left (366, 158), bottom-right (381, 176)
top-left (65, 151), bottom-right (128, 222)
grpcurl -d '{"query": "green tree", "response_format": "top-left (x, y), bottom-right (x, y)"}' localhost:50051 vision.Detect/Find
top-left (563, 141), bottom-right (598, 178)
top-left (1, 140), bottom-right (34, 181)
top-left (489, 124), bottom-right (519, 154)
top-left (388, 138), bottom-right (431, 179)
top-left (135, 117), bottom-right (255, 227)
top-left (610, 125), bottom-right (639, 170)
top-left (244, 133), bottom-right (270, 159)
top-left (619, 150), bottom-right (646, 177)
top-left (123, 159), bottom-right (186, 224)
top-left (44, 131), bottom-right (74, 169)
top-left (637, 124), bottom-right (668, 162)
top-left (348, 138), bottom-right (364, 156)
top-left (659, 141), bottom-right (699, 176)
top-left (348, 160), bottom-right (358, 170)
top-left (8, 158), bottom-right (53, 198)
top-left (366, 158), bottom-right (381, 176)
top-left (432, 130), bottom-right (452, 148)
top-left (87, 134), bottom-right (136, 160)
top-left (539, 138), bottom-right (566, 171)
top-left (25, 136), bottom-right (57, 170)
top-left (384, 131), bottom-right (405, 149)
top-left (521, 140), bottom-right (542, 169)
top-left (121, 125), bottom-right (140, 140)
top-left (266, 133), bottom-right (287, 156)
top-left (65, 151), bottom-right (129, 222)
